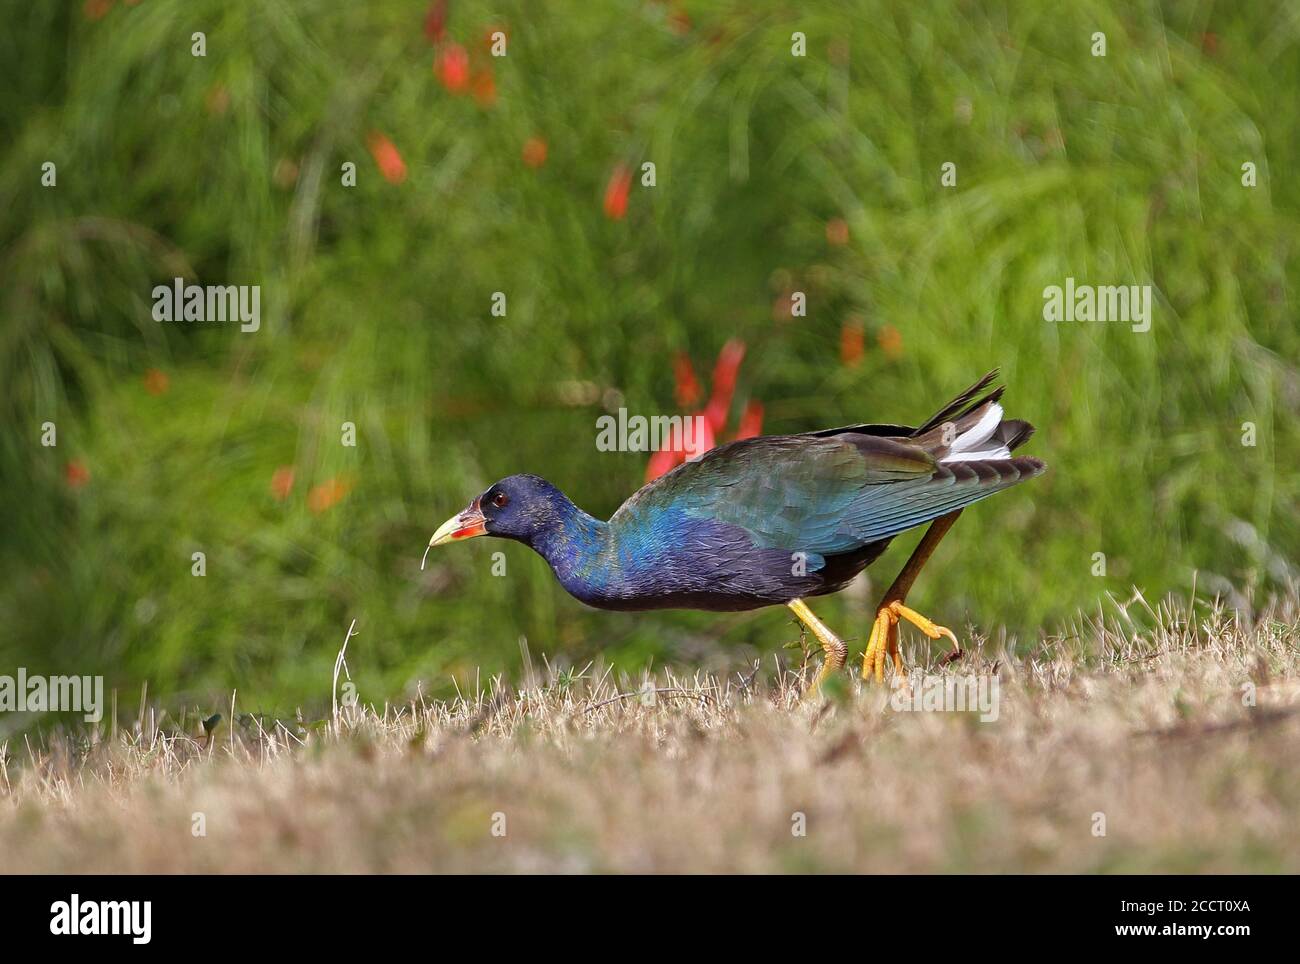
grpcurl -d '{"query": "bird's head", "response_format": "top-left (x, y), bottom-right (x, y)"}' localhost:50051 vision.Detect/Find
top-left (425, 474), bottom-right (574, 564)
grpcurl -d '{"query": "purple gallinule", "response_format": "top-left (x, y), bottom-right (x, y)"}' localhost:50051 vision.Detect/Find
top-left (427, 371), bottom-right (1044, 693)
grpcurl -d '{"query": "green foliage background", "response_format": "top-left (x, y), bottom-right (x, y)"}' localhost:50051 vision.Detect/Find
top-left (2, 0), bottom-right (1296, 718)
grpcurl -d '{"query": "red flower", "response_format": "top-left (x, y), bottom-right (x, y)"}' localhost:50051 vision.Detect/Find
top-left (65, 460), bottom-right (90, 488)
top-left (703, 339), bottom-right (745, 433)
top-left (367, 131), bottom-right (407, 184)
top-left (645, 418), bottom-right (716, 482)
top-left (437, 43), bottom-right (470, 93)
top-left (646, 340), bottom-right (761, 482)
top-left (143, 368), bottom-right (170, 396)
top-left (522, 137), bottom-right (548, 168)
top-left (271, 466), bottom-right (295, 501)
top-left (643, 447), bottom-right (676, 483)
top-left (603, 164), bottom-right (632, 220)
top-left (826, 217), bottom-right (850, 246)
top-left (672, 351), bottom-right (702, 407)
top-left (308, 477), bottom-right (351, 514)
top-left (735, 400), bottom-right (764, 440)
top-left (471, 68), bottom-right (497, 107)
top-left (424, 1), bottom-right (449, 44)
top-left (840, 318), bottom-right (865, 367)
top-left (83, 0), bottom-right (113, 21)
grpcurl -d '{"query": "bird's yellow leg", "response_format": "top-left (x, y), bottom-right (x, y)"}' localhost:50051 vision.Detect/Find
top-left (861, 510), bottom-right (964, 682)
top-left (861, 606), bottom-right (893, 682)
top-left (787, 598), bottom-right (847, 697)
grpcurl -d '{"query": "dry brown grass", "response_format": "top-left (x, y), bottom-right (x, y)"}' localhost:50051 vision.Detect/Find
top-left (3, 592), bottom-right (1299, 873)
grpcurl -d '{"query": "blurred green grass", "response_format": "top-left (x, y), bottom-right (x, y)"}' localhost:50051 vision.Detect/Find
top-left (1, 0), bottom-right (1296, 717)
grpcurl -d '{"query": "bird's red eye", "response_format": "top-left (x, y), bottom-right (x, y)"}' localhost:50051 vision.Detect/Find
top-left (491, 491), bottom-right (509, 509)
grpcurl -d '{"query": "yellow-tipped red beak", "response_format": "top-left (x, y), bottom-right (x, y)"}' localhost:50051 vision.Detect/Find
top-left (428, 499), bottom-right (487, 548)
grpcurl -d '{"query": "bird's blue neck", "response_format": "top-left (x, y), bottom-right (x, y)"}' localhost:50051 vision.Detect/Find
top-left (524, 500), bottom-right (613, 597)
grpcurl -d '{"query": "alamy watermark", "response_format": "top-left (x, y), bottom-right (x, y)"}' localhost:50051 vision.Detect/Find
top-left (889, 673), bottom-right (999, 722)
top-left (50, 895), bottom-right (151, 944)
top-left (152, 277), bottom-right (260, 332)
top-left (1043, 277), bottom-right (1152, 333)
top-left (596, 410), bottom-right (708, 453)
top-left (0, 669), bottom-right (103, 723)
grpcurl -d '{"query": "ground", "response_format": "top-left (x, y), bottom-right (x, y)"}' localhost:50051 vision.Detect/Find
top-left (2, 593), bottom-right (1298, 873)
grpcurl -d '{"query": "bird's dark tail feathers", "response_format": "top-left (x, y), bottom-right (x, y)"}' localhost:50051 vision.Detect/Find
top-left (912, 370), bottom-right (1039, 463)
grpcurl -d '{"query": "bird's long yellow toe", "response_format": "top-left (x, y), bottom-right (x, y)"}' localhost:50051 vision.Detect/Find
top-left (861, 600), bottom-right (957, 683)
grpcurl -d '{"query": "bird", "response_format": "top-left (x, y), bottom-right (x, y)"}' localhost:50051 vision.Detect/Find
top-left (426, 370), bottom-right (1045, 693)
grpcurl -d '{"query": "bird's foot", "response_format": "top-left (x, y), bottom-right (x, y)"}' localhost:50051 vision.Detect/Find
top-left (786, 599), bottom-right (847, 699)
top-left (861, 600), bottom-right (959, 683)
